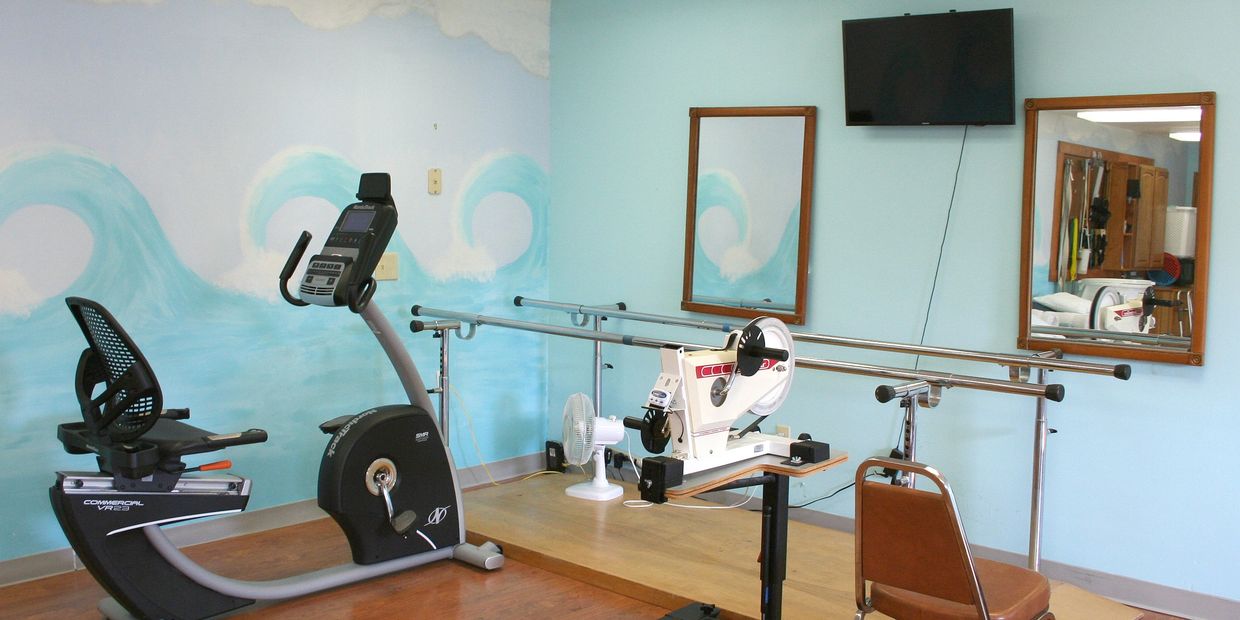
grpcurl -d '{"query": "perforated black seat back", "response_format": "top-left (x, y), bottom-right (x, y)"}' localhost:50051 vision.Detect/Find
top-left (65, 297), bottom-right (163, 442)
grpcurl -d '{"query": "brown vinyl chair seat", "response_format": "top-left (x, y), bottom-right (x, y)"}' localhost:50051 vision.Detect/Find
top-left (854, 457), bottom-right (1054, 620)
top-left (871, 556), bottom-right (1051, 620)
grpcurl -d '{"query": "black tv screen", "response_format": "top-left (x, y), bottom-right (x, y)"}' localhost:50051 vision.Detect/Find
top-left (842, 8), bottom-right (1015, 126)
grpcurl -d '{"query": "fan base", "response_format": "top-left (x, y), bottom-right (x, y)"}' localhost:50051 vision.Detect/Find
top-left (565, 481), bottom-right (623, 501)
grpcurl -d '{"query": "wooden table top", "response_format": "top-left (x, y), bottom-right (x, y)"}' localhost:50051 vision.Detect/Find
top-left (667, 451), bottom-right (849, 498)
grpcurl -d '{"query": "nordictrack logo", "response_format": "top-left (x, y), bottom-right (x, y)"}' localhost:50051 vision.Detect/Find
top-left (426, 505), bottom-right (451, 526)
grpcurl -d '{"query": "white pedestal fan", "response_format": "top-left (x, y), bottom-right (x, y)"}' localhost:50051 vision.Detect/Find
top-left (561, 392), bottom-right (624, 501)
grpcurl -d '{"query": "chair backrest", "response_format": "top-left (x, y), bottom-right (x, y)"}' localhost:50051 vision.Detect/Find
top-left (65, 297), bottom-right (163, 443)
top-left (855, 456), bottom-right (987, 618)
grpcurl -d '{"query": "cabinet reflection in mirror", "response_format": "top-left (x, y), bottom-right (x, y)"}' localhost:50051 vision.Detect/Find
top-left (1019, 92), bottom-right (1215, 365)
top-left (682, 106), bottom-right (816, 325)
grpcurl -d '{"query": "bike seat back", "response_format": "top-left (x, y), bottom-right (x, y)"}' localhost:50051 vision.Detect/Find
top-left (59, 297), bottom-right (266, 479)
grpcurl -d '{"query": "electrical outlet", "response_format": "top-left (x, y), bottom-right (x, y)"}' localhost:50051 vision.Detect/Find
top-left (374, 252), bottom-right (398, 281)
top-left (775, 424), bottom-right (791, 439)
top-left (428, 168), bottom-right (442, 195)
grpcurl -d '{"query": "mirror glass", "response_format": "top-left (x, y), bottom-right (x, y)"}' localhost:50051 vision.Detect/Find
top-left (1019, 93), bottom-right (1215, 365)
top-left (682, 106), bottom-right (815, 324)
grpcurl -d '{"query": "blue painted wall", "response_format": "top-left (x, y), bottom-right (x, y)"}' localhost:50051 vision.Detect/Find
top-left (0, 1), bottom-right (549, 561)
top-left (549, 0), bottom-right (1238, 600)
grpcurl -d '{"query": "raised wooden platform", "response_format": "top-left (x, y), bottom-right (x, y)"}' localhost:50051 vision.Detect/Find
top-left (464, 474), bottom-right (1143, 620)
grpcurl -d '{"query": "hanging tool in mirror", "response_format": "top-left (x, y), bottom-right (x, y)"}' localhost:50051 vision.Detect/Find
top-left (1088, 160), bottom-right (1111, 269)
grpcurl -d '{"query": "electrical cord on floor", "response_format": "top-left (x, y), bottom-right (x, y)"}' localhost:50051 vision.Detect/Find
top-left (612, 434), bottom-right (759, 510)
top-left (751, 473), bottom-right (884, 512)
top-left (914, 125), bottom-right (969, 370)
top-left (444, 379), bottom-right (500, 486)
top-left (625, 484), bottom-right (757, 511)
top-left (519, 469), bottom-right (562, 481)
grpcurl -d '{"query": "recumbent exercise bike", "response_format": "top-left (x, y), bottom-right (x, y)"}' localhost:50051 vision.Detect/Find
top-left (50, 173), bottom-right (502, 620)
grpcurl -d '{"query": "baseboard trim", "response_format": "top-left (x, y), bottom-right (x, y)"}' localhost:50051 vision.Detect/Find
top-left (701, 488), bottom-right (1240, 620)
top-left (0, 452), bottom-right (545, 588)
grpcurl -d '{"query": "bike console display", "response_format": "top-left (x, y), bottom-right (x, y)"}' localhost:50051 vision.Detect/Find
top-left (281, 173), bottom-right (397, 313)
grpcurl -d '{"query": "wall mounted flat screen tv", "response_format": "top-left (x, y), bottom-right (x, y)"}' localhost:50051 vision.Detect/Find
top-left (842, 8), bottom-right (1015, 126)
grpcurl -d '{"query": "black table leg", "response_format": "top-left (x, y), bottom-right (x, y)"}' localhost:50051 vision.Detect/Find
top-left (678, 472), bottom-right (792, 620)
top-left (760, 474), bottom-right (789, 620)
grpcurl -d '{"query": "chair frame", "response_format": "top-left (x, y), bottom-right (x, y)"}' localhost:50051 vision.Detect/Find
top-left (854, 456), bottom-right (989, 620)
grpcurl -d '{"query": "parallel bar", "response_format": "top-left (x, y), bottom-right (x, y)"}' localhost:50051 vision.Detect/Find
top-left (513, 296), bottom-right (1128, 379)
top-left (692, 294), bottom-right (796, 313)
top-left (411, 306), bottom-right (1064, 402)
top-left (794, 332), bottom-right (1123, 378)
top-left (414, 305), bottom-right (710, 352)
top-left (409, 319), bottom-right (462, 333)
top-left (796, 357), bottom-right (1061, 401)
top-left (1031, 325), bottom-right (1191, 347)
top-left (517, 296), bottom-right (746, 332)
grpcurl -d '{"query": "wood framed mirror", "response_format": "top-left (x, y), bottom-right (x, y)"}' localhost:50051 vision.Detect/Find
top-left (682, 106), bottom-right (816, 324)
top-left (1018, 92), bottom-right (1215, 365)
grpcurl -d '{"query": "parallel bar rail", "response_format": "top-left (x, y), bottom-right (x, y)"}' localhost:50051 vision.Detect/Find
top-left (1031, 325), bottom-right (1191, 347)
top-left (690, 294), bottom-right (796, 312)
top-left (412, 305), bottom-right (1064, 402)
top-left (514, 296), bottom-right (1129, 379)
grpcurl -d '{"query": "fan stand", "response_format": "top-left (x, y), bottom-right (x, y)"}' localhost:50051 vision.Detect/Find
top-left (565, 447), bottom-right (623, 501)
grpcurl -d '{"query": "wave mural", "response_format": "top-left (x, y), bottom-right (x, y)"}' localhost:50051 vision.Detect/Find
top-left (0, 146), bottom-right (549, 560)
top-left (691, 170), bottom-right (799, 306)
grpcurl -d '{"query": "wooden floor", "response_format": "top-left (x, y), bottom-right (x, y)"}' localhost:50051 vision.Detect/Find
top-left (3, 474), bottom-right (1183, 619)
top-left (463, 475), bottom-right (1173, 620)
top-left (1, 517), bottom-right (666, 619)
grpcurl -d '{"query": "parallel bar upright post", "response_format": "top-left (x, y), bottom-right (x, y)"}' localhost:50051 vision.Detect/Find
top-left (439, 330), bottom-right (451, 445)
top-left (410, 319), bottom-right (461, 443)
top-left (1029, 367), bottom-right (1049, 571)
top-left (902, 397), bottom-right (918, 489)
top-left (593, 316), bottom-right (604, 413)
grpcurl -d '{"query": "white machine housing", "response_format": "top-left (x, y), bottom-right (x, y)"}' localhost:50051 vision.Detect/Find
top-left (645, 318), bottom-right (796, 476)
top-left (1087, 282), bottom-right (1156, 334)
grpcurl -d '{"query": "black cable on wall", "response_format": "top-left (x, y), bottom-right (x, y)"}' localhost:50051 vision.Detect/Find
top-left (914, 125), bottom-right (969, 370)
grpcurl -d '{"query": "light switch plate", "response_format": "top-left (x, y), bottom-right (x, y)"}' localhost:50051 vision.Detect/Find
top-left (375, 252), bottom-right (399, 281)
